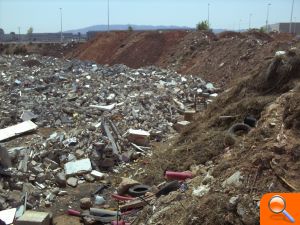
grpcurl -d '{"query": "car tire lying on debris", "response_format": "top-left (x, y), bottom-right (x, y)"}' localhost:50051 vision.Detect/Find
top-left (128, 184), bottom-right (151, 197)
top-left (224, 123), bottom-right (252, 146)
top-left (155, 181), bottom-right (180, 197)
top-left (228, 123), bottom-right (252, 136)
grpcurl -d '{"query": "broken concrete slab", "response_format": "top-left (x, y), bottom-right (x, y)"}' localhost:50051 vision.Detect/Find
top-left (64, 158), bottom-right (92, 176)
top-left (0, 208), bottom-right (16, 224)
top-left (15, 211), bottom-right (50, 225)
top-left (127, 129), bottom-right (150, 146)
top-left (0, 121), bottom-right (38, 142)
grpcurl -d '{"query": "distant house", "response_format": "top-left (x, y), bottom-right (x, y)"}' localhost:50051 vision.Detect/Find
top-left (268, 22), bottom-right (300, 35)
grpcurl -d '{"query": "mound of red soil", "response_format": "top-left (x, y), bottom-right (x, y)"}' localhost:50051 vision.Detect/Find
top-left (68, 31), bottom-right (297, 88)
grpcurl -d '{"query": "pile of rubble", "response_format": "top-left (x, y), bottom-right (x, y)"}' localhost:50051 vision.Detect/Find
top-left (0, 54), bottom-right (219, 224)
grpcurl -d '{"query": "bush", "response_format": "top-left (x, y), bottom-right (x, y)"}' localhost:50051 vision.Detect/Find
top-left (196, 20), bottom-right (210, 31)
top-left (13, 45), bottom-right (28, 55)
top-left (259, 27), bottom-right (267, 33)
top-left (128, 25), bottom-right (133, 32)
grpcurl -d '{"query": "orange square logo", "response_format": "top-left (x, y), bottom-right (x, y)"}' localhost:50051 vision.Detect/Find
top-left (261, 193), bottom-right (300, 224)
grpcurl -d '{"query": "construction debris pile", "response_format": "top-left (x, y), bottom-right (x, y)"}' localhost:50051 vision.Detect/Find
top-left (0, 54), bottom-right (219, 224)
top-left (131, 48), bottom-right (300, 225)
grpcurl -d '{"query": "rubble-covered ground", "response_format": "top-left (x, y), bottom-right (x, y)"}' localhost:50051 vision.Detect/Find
top-left (128, 48), bottom-right (300, 224)
top-left (0, 33), bottom-right (300, 225)
top-left (0, 54), bottom-right (218, 223)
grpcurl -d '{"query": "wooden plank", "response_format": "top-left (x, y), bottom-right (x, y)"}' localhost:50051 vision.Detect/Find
top-left (102, 118), bottom-right (121, 160)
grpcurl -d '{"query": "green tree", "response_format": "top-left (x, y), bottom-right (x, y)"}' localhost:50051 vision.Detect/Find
top-left (259, 26), bottom-right (267, 33)
top-left (196, 20), bottom-right (210, 31)
top-left (27, 27), bottom-right (33, 41)
top-left (128, 25), bottom-right (133, 32)
top-left (27, 27), bottom-right (33, 35)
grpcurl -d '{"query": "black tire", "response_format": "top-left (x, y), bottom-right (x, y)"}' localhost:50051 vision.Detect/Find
top-left (128, 184), bottom-right (151, 197)
top-left (228, 123), bottom-right (251, 136)
top-left (244, 116), bottom-right (256, 127)
top-left (155, 181), bottom-right (180, 197)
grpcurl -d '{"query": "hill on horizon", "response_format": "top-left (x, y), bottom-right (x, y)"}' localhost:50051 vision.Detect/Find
top-left (65, 24), bottom-right (193, 34)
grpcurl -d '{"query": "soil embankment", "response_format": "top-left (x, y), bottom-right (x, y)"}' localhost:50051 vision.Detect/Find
top-left (68, 30), bottom-right (296, 88)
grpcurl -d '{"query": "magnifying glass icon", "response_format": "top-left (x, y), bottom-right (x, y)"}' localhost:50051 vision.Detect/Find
top-left (268, 195), bottom-right (295, 223)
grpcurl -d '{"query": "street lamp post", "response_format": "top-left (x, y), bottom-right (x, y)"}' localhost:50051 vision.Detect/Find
top-left (208, 3), bottom-right (210, 28)
top-left (239, 19), bottom-right (242, 32)
top-left (289, 0), bottom-right (295, 33)
top-left (294, 17), bottom-right (297, 34)
top-left (266, 3), bottom-right (271, 32)
top-left (60, 8), bottom-right (63, 43)
top-left (18, 27), bottom-right (21, 42)
top-left (249, 13), bottom-right (252, 30)
top-left (107, 0), bottom-right (110, 32)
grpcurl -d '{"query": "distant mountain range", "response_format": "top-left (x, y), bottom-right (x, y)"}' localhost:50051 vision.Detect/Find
top-left (65, 24), bottom-right (229, 35)
top-left (65, 24), bottom-right (192, 34)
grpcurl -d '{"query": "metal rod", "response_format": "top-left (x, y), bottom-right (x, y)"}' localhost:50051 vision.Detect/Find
top-left (266, 3), bottom-right (271, 32)
top-left (294, 17), bottom-right (296, 34)
top-left (60, 8), bottom-right (63, 43)
top-left (208, 3), bottom-right (210, 27)
top-left (107, 0), bottom-right (110, 32)
top-left (289, 0), bottom-right (295, 33)
top-left (18, 27), bottom-right (21, 42)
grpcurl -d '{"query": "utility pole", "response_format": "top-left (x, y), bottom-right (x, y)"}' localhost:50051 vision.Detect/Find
top-left (18, 27), bottom-right (21, 42)
top-left (294, 17), bottom-right (296, 34)
top-left (208, 3), bottom-right (210, 28)
top-left (289, 0), bottom-right (295, 33)
top-left (60, 8), bottom-right (63, 43)
top-left (266, 3), bottom-right (271, 32)
top-left (249, 13), bottom-right (252, 30)
top-left (107, 0), bottom-right (110, 32)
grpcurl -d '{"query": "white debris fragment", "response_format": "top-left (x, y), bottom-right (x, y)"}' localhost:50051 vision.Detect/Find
top-left (64, 158), bottom-right (92, 176)
top-left (192, 184), bottom-right (210, 197)
top-left (275, 51), bottom-right (286, 57)
top-left (0, 121), bottom-right (38, 142)
top-left (90, 103), bottom-right (116, 111)
top-left (222, 171), bottom-right (243, 188)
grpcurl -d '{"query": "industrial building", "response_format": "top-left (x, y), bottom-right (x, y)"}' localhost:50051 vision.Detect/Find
top-left (268, 22), bottom-right (300, 35)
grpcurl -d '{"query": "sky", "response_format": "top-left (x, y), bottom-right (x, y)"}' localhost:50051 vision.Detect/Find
top-left (0, 0), bottom-right (299, 34)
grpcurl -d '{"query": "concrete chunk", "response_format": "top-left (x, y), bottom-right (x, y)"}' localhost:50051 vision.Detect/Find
top-left (67, 177), bottom-right (78, 187)
top-left (90, 170), bottom-right (106, 179)
top-left (64, 158), bottom-right (92, 176)
top-left (15, 211), bottom-right (50, 225)
top-left (127, 129), bottom-right (150, 146)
